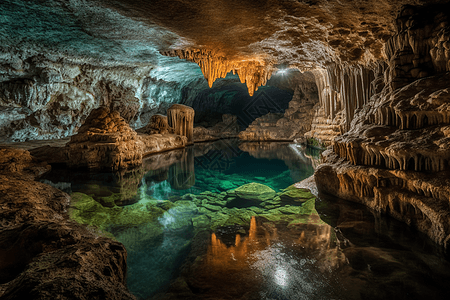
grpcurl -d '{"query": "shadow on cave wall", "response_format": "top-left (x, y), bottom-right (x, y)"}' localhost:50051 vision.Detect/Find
top-left (180, 74), bottom-right (294, 130)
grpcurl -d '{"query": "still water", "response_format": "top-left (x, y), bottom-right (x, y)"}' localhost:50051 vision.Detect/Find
top-left (41, 140), bottom-right (450, 300)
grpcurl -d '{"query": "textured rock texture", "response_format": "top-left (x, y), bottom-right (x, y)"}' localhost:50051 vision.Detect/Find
top-left (0, 148), bottom-right (135, 300)
top-left (315, 5), bottom-right (450, 248)
top-left (193, 114), bottom-right (239, 142)
top-left (137, 114), bottom-right (170, 135)
top-left (239, 84), bottom-right (318, 141)
top-left (63, 107), bottom-right (187, 171)
top-left (65, 107), bottom-right (144, 171)
top-left (167, 104), bottom-right (195, 144)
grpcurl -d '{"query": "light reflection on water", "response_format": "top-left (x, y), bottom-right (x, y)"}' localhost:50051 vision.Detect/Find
top-left (197, 216), bottom-right (346, 300)
top-left (42, 139), bottom-right (450, 300)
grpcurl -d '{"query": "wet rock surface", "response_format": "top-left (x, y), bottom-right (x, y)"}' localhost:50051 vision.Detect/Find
top-left (0, 148), bottom-right (135, 300)
top-left (167, 104), bottom-right (195, 144)
top-left (315, 5), bottom-right (450, 248)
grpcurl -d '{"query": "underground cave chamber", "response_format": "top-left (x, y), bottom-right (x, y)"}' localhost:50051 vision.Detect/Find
top-left (2, 0), bottom-right (450, 299)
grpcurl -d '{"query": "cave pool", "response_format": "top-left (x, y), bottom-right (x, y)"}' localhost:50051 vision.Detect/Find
top-left (41, 140), bottom-right (450, 300)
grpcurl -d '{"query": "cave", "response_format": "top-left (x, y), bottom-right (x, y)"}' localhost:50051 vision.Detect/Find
top-left (2, 0), bottom-right (450, 299)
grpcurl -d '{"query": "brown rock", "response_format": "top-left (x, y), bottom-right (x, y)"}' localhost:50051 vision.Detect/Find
top-left (0, 148), bottom-right (135, 299)
top-left (137, 114), bottom-right (170, 135)
top-left (65, 107), bottom-right (144, 171)
top-left (193, 114), bottom-right (239, 142)
top-left (0, 147), bottom-right (50, 180)
top-left (167, 104), bottom-right (195, 144)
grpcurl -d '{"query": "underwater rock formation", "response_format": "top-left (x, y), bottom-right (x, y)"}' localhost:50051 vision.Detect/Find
top-left (65, 107), bottom-right (143, 171)
top-left (0, 148), bottom-right (135, 300)
top-left (167, 104), bottom-right (195, 144)
top-left (315, 5), bottom-right (450, 248)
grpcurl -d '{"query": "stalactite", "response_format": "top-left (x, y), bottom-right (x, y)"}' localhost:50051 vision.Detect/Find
top-left (311, 63), bottom-right (378, 133)
top-left (161, 49), bottom-right (275, 96)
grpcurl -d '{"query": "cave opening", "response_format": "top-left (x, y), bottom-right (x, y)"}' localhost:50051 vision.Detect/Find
top-left (181, 73), bottom-right (295, 130)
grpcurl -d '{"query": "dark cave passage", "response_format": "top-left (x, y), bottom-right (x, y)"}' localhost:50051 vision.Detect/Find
top-left (181, 74), bottom-right (294, 130)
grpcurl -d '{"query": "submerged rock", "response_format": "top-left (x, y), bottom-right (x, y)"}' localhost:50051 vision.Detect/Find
top-left (233, 182), bottom-right (276, 202)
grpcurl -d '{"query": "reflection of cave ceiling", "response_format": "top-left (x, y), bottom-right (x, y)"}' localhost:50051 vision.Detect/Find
top-left (0, 0), bottom-right (448, 87)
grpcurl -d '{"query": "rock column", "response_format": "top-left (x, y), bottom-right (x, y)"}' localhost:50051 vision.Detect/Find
top-left (167, 104), bottom-right (195, 144)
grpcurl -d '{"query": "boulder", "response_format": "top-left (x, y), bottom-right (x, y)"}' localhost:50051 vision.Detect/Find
top-left (234, 182), bottom-right (276, 202)
top-left (0, 148), bottom-right (135, 300)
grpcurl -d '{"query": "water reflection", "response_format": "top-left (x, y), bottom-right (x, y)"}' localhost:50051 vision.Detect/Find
top-left (41, 140), bottom-right (320, 204)
top-left (180, 215), bottom-right (347, 300)
top-left (169, 147), bottom-right (195, 190)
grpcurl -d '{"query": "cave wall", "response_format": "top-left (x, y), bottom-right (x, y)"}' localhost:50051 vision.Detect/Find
top-left (315, 3), bottom-right (450, 248)
top-left (0, 57), bottom-right (192, 142)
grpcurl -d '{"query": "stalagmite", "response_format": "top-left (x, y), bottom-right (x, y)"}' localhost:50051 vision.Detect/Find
top-left (167, 104), bottom-right (195, 144)
top-left (65, 107), bottom-right (144, 171)
top-left (316, 5), bottom-right (450, 248)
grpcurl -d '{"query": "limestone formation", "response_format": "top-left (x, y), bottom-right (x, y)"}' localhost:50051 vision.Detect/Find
top-left (315, 5), bottom-right (450, 248)
top-left (193, 114), bottom-right (239, 142)
top-left (65, 107), bottom-right (144, 171)
top-left (0, 147), bottom-right (50, 180)
top-left (137, 114), bottom-right (170, 135)
top-left (239, 86), bottom-right (318, 141)
top-left (167, 104), bottom-right (195, 144)
top-left (162, 49), bottom-right (275, 96)
top-left (233, 183), bottom-right (277, 203)
top-left (304, 105), bottom-right (344, 147)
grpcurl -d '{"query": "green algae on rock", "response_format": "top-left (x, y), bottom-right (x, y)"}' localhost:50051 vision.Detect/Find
top-left (234, 182), bottom-right (277, 202)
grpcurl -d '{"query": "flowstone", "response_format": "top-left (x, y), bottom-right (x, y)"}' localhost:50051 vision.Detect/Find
top-left (167, 104), bottom-right (195, 144)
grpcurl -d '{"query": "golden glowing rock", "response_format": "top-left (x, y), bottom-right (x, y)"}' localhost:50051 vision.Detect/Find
top-left (162, 49), bottom-right (275, 96)
top-left (167, 104), bottom-right (195, 144)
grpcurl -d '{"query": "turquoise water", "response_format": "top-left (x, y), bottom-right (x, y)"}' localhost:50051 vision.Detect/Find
top-left (137, 140), bottom-right (316, 201)
top-left (42, 141), bottom-right (450, 300)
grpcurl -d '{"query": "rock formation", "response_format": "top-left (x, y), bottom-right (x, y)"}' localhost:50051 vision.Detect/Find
top-left (194, 114), bottom-right (239, 142)
top-left (162, 49), bottom-right (275, 96)
top-left (167, 104), bottom-right (195, 144)
top-left (0, 148), bottom-right (135, 299)
top-left (239, 85), bottom-right (318, 141)
top-left (315, 5), bottom-right (450, 248)
top-left (65, 107), bottom-right (144, 171)
top-left (137, 114), bottom-right (170, 135)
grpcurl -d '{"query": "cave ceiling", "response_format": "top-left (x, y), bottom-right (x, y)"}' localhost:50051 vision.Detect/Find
top-left (1, 0), bottom-right (448, 90)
